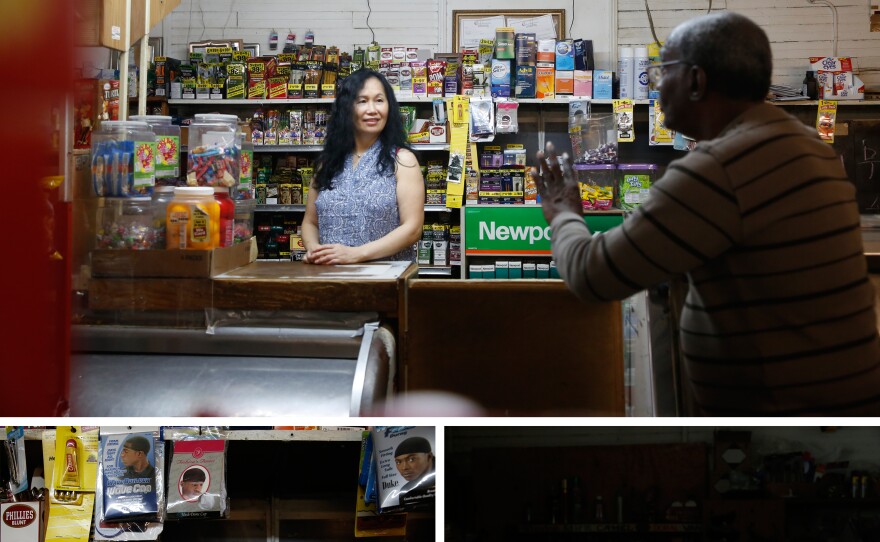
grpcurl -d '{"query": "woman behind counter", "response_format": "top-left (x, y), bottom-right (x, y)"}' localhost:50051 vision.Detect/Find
top-left (302, 69), bottom-right (425, 264)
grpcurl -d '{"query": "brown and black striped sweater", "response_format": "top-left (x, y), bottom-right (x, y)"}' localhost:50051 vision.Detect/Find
top-left (551, 103), bottom-right (880, 416)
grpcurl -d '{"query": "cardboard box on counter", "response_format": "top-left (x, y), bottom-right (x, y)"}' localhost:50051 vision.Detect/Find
top-left (809, 56), bottom-right (865, 100)
top-left (91, 237), bottom-right (257, 278)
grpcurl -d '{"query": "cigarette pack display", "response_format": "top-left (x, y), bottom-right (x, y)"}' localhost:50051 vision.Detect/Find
top-left (372, 427), bottom-right (435, 513)
top-left (495, 260), bottom-right (510, 279)
top-left (536, 262), bottom-right (550, 278)
top-left (508, 260), bottom-right (523, 279)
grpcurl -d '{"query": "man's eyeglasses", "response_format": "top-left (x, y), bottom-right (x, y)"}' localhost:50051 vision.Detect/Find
top-left (646, 60), bottom-right (691, 85)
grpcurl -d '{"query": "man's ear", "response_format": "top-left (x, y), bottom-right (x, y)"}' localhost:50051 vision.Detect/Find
top-left (689, 65), bottom-right (706, 101)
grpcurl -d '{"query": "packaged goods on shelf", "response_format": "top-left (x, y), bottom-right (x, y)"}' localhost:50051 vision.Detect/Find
top-left (618, 163), bottom-right (658, 211)
top-left (570, 113), bottom-right (618, 164)
top-left (574, 164), bottom-right (616, 211)
top-left (186, 114), bottom-right (241, 187)
top-left (96, 197), bottom-right (161, 250)
top-left (91, 120), bottom-right (156, 197)
top-left (130, 115), bottom-right (181, 186)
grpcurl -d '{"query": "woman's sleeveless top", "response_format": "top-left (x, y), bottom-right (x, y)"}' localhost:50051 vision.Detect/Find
top-left (315, 142), bottom-right (415, 261)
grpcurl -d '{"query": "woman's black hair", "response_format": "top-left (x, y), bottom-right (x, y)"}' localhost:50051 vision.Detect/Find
top-left (314, 69), bottom-right (411, 190)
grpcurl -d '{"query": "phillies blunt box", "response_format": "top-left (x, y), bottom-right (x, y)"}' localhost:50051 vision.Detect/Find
top-left (2, 502), bottom-right (42, 542)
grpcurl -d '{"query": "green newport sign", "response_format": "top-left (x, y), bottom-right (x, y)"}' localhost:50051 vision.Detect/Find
top-left (465, 206), bottom-right (624, 254)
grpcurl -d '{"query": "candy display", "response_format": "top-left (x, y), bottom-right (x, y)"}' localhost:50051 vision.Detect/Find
top-left (91, 121), bottom-right (157, 197)
top-left (96, 197), bottom-right (161, 250)
top-left (618, 163), bottom-right (658, 211)
top-left (570, 113), bottom-right (618, 164)
top-left (131, 115), bottom-right (180, 186)
top-left (186, 114), bottom-right (242, 188)
top-left (186, 145), bottom-right (240, 187)
top-left (574, 164), bottom-right (616, 210)
top-left (233, 198), bottom-right (256, 243)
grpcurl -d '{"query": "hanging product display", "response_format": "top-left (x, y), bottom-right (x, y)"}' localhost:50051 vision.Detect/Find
top-left (3, 427), bottom-right (28, 495)
top-left (372, 427), bottom-right (436, 513)
top-left (46, 427), bottom-right (99, 542)
top-left (166, 438), bottom-right (229, 519)
top-left (93, 427), bottom-right (165, 540)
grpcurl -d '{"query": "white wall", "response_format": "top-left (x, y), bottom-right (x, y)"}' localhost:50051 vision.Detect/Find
top-left (152, 0), bottom-right (878, 92)
top-left (447, 426), bottom-right (880, 470)
top-left (155, 0), bottom-right (614, 66)
top-left (618, 0), bottom-right (880, 91)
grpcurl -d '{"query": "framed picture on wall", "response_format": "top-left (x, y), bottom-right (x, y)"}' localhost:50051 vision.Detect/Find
top-left (243, 43), bottom-right (261, 57)
top-left (188, 39), bottom-right (244, 55)
top-left (452, 9), bottom-right (565, 52)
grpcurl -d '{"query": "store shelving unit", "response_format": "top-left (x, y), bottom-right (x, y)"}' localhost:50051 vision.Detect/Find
top-left (8, 428), bottom-right (435, 541)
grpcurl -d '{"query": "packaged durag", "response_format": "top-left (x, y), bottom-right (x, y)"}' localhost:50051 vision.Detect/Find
top-left (166, 439), bottom-right (228, 519)
top-left (372, 427), bottom-right (436, 513)
top-left (93, 427), bottom-right (165, 540)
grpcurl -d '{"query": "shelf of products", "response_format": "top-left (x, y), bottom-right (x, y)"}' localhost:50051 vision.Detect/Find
top-left (2, 426), bottom-right (435, 542)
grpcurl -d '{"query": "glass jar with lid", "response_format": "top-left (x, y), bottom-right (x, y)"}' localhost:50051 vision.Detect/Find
top-left (91, 120), bottom-right (156, 196)
top-left (130, 115), bottom-right (181, 186)
top-left (187, 113), bottom-right (242, 188)
top-left (96, 196), bottom-right (159, 249)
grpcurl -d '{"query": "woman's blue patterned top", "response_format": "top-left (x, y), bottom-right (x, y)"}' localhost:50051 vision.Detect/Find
top-left (315, 141), bottom-right (415, 261)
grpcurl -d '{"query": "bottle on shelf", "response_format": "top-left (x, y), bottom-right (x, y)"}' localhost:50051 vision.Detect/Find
top-left (802, 71), bottom-right (819, 100)
top-left (594, 495), bottom-right (604, 522)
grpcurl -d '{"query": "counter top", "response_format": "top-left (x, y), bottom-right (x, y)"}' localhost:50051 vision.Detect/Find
top-left (88, 260), bottom-right (418, 317)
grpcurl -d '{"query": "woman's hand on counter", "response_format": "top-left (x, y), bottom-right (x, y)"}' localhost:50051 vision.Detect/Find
top-left (304, 244), bottom-right (364, 265)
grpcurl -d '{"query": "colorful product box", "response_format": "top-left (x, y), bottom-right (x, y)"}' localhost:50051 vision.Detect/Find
top-left (574, 70), bottom-right (593, 97)
top-left (537, 39), bottom-right (556, 63)
top-left (555, 70), bottom-right (574, 95)
top-left (516, 33), bottom-right (537, 65)
top-left (555, 40), bottom-right (575, 70)
top-left (515, 65), bottom-right (537, 99)
top-left (226, 76), bottom-right (245, 98)
top-left (593, 69), bottom-right (613, 99)
top-left (491, 59), bottom-right (511, 98)
top-left (536, 64), bottom-right (555, 99)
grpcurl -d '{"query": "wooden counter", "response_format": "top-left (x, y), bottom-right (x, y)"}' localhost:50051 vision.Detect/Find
top-left (88, 260), bottom-right (417, 319)
top-left (401, 279), bottom-right (625, 416)
top-left (86, 260), bottom-right (625, 416)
